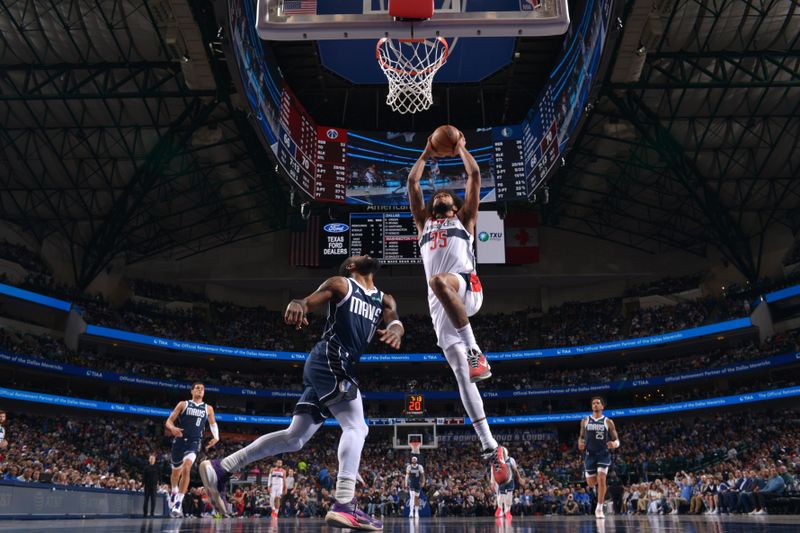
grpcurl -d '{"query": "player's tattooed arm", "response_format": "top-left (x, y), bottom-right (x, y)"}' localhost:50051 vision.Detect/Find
top-left (607, 418), bottom-right (620, 449)
top-left (408, 138), bottom-right (433, 234)
top-left (284, 276), bottom-right (349, 329)
top-left (456, 135), bottom-right (481, 232)
top-left (165, 401), bottom-right (186, 438)
top-left (377, 293), bottom-right (404, 349)
top-left (578, 417), bottom-right (587, 451)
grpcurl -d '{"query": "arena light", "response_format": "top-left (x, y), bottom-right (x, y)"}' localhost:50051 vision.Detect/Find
top-left (0, 384), bottom-right (798, 426)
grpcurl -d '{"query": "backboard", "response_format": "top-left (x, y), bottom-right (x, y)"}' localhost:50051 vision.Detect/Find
top-left (256, 0), bottom-right (570, 41)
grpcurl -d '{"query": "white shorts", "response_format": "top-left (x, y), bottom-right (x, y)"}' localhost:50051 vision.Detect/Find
top-left (270, 485), bottom-right (284, 498)
top-left (428, 272), bottom-right (484, 349)
top-left (499, 493), bottom-right (513, 507)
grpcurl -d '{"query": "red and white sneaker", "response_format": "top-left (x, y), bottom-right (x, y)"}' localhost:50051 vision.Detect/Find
top-left (467, 348), bottom-right (491, 383)
top-left (495, 507), bottom-right (503, 518)
top-left (505, 511), bottom-right (512, 521)
top-left (483, 447), bottom-right (511, 485)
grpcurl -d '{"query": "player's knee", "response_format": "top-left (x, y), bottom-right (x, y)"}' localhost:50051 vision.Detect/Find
top-left (343, 418), bottom-right (369, 441)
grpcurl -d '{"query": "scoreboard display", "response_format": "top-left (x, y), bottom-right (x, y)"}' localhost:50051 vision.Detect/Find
top-left (348, 212), bottom-right (421, 265)
top-left (278, 87), bottom-right (347, 203)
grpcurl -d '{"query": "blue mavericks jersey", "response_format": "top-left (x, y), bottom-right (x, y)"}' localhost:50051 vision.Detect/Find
top-left (176, 401), bottom-right (208, 440)
top-left (407, 464), bottom-right (424, 490)
top-left (585, 415), bottom-right (609, 453)
top-left (321, 278), bottom-right (384, 362)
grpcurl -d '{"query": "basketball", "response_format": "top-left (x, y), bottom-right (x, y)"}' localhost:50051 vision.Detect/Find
top-left (429, 125), bottom-right (463, 157)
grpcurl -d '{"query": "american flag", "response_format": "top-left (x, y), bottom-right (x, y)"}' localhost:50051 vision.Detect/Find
top-left (283, 0), bottom-right (317, 15)
top-left (290, 215), bottom-right (320, 267)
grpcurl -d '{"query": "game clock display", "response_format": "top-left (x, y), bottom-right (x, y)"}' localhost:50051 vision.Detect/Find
top-left (405, 393), bottom-right (425, 416)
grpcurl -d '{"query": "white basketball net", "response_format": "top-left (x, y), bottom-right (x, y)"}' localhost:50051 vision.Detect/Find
top-left (376, 37), bottom-right (449, 114)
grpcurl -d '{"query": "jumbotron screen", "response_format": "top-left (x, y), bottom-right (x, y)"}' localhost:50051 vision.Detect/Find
top-left (228, 0), bottom-right (614, 206)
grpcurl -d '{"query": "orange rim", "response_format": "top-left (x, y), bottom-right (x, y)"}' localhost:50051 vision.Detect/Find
top-left (376, 37), bottom-right (449, 76)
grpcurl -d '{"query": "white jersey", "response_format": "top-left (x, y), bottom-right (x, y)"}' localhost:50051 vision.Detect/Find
top-left (0, 424), bottom-right (5, 442)
top-left (419, 216), bottom-right (476, 283)
top-left (269, 468), bottom-right (285, 490)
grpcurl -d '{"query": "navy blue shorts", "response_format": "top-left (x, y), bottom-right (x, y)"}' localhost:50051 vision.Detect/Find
top-left (293, 342), bottom-right (359, 424)
top-left (171, 437), bottom-right (202, 468)
top-left (584, 450), bottom-right (612, 476)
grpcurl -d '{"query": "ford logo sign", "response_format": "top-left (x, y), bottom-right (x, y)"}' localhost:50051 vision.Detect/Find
top-left (324, 223), bottom-right (349, 233)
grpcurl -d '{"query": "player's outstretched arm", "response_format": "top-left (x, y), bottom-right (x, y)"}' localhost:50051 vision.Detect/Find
top-left (206, 405), bottom-right (219, 450)
top-left (456, 136), bottom-right (481, 231)
top-left (165, 401), bottom-right (186, 438)
top-left (577, 417), bottom-right (587, 451)
top-left (408, 139), bottom-right (433, 234)
top-left (376, 293), bottom-right (404, 349)
top-left (284, 276), bottom-right (349, 329)
top-left (606, 418), bottom-right (620, 449)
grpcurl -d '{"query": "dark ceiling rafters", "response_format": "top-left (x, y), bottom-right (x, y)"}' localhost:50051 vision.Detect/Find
top-left (544, 0), bottom-right (800, 279)
top-left (0, 0), bottom-right (290, 289)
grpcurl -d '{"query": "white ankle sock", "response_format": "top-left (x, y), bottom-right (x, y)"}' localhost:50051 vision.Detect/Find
top-left (335, 477), bottom-right (356, 504)
top-left (455, 324), bottom-right (479, 351)
top-left (473, 418), bottom-right (498, 451)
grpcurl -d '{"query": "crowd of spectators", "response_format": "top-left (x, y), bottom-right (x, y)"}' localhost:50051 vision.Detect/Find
top-left (1, 410), bottom-right (797, 517)
top-left (128, 279), bottom-right (207, 303)
top-left (0, 241), bottom-right (50, 274)
top-left (623, 273), bottom-right (704, 298)
top-left (1, 244), bottom-right (792, 352)
top-left (2, 327), bottom-right (798, 402)
top-left (76, 294), bottom-right (753, 354)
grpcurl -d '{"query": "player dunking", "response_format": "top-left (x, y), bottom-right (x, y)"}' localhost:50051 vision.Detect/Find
top-left (164, 382), bottom-right (219, 517)
top-left (404, 456), bottom-right (425, 518)
top-left (407, 130), bottom-right (510, 484)
top-left (578, 397), bottom-right (620, 519)
top-left (199, 255), bottom-right (403, 531)
top-left (268, 459), bottom-right (287, 518)
top-left (492, 447), bottom-right (525, 520)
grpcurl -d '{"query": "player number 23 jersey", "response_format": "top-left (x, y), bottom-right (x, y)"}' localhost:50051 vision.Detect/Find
top-left (419, 216), bottom-right (476, 282)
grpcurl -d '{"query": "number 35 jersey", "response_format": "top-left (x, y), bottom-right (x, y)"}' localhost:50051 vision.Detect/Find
top-left (419, 216), bottom-right (477, 285)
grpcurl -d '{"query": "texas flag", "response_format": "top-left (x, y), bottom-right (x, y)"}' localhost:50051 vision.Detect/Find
top-left (505, 212), bottom-right (540, 264)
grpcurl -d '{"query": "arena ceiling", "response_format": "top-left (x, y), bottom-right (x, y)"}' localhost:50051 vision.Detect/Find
top-left (543, 0), bottom-right (800, 281)
top-left (0, 0), bottom-right (290, 288)
top-left (0, 0), bottom-right (798, 288)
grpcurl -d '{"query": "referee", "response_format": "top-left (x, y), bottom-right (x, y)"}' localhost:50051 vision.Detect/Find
top-left (143, 453), bottom-right (161, 517)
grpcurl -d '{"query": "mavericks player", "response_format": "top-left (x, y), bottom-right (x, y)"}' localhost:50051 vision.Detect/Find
top-left (165, 382), bottom-right (219, 517)
top-left (407, 130), bottom-right (510, 483)
top-left (268, 459), bottom-right (287, 518)
top-left (404, 456), bottom-right (426, 518)
top-left (199, 255), bottom-right (403, 531)
top-left (492, 447), bottom-right (525, 520)
top-left (578, 397), bottom-right (620, 519)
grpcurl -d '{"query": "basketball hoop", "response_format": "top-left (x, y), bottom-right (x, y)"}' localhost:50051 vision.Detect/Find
top-left (376, 37), bottom-right (449, 114)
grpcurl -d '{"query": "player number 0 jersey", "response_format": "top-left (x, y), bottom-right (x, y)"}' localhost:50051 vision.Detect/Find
top-left (419, 216), bottom-right (476, 283)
